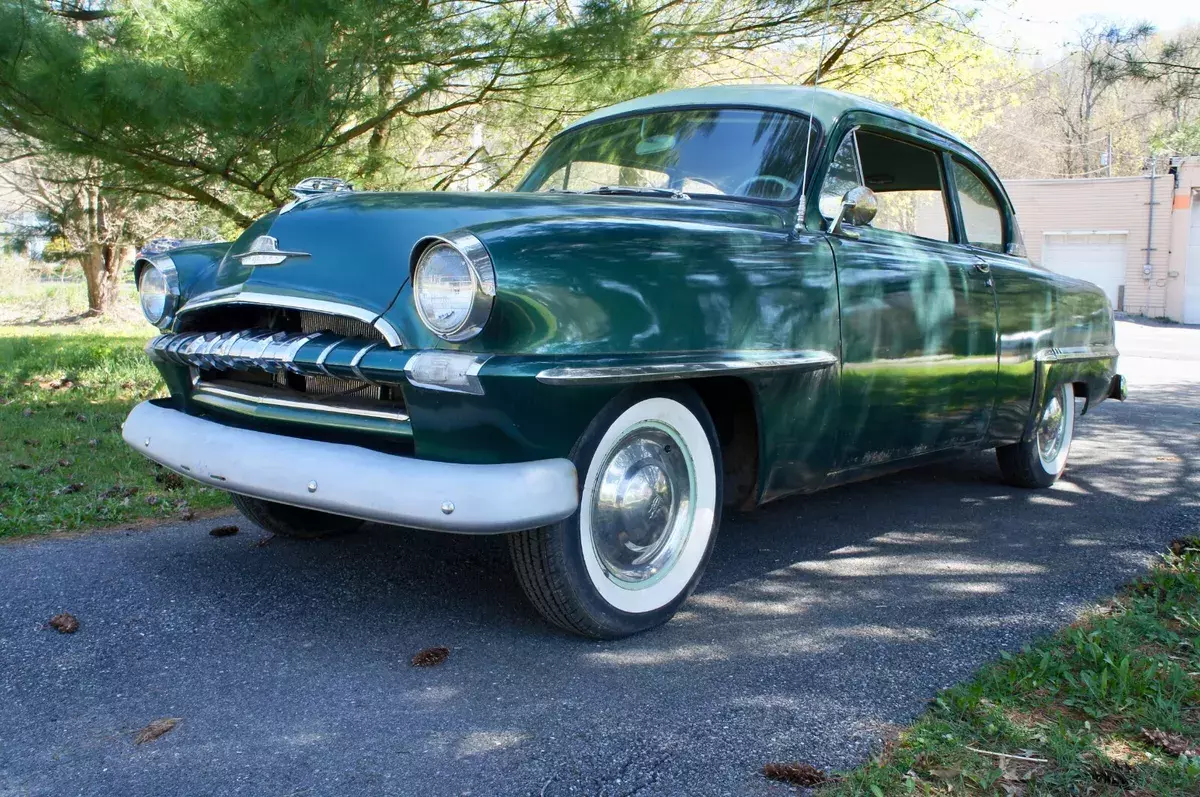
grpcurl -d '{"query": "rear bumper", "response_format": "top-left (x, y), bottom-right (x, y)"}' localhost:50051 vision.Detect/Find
top-left (1107, 373), bottom-right (1128, 401)
top-left (121, 401), bottom-right (578, 533)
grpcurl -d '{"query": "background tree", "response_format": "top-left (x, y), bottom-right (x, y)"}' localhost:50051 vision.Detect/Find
top-left (0, 136), bottom-right (223, 313)
top-left (0, 0), bottom-right (978, 223)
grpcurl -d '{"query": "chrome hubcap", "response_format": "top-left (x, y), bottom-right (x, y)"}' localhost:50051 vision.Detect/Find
top-left (1036, 389), bottom-right (1068, 465)
top-left (590, 424), bottom-right (694, 587)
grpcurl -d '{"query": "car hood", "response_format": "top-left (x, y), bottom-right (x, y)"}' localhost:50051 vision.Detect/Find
top-left (206, 191), bottom-right (787, 319)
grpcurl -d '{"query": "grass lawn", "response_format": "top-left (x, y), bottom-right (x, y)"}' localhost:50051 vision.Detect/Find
top-left (807, 539), bottom-right (1200, 796)
top-left (0, 257), bottom-right (229, 539)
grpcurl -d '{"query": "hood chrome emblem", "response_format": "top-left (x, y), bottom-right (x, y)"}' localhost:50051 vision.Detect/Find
top-left (232, 235), bottom-right (311, 267)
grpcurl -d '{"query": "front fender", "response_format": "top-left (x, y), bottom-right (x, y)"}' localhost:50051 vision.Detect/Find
top-left (381, 214), bottom-right (836, 357)
top-left (134, 242), bottom-right (232, 304)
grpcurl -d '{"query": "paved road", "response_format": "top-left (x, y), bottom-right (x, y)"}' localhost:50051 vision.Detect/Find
top-left (2, 321), bottom-right (1198, 797)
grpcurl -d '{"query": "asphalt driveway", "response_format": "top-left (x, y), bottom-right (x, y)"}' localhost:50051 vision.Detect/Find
top-left (2, 321), bottom-right (1198, 796)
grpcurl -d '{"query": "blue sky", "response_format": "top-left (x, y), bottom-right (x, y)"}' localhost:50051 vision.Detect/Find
top-left (974, 0), bottom-right (1198, 54)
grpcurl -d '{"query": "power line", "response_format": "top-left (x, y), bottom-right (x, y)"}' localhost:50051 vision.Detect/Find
top-left (983, 127), bottom-right (1112, 151)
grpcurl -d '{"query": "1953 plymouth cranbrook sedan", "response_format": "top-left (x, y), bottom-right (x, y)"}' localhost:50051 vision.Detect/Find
top-left (124, 86), bottom-right (1125, 638)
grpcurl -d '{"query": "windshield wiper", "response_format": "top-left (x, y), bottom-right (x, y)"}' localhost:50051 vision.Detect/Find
top-left (583, 185), bottom-right (690, 200)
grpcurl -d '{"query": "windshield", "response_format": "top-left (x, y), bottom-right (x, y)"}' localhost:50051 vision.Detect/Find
top-left (517, 108), bottom-right (818, 202)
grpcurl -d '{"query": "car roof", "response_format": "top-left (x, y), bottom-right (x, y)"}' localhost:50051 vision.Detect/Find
top-left (566, 85), bottom-right (967, 147)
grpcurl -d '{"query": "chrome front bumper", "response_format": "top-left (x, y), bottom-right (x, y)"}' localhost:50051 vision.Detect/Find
top-left (122, 401), bottom-right (579, 533)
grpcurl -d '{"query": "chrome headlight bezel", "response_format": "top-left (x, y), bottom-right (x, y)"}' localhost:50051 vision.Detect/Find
top-left (136, 256), bottom-right (180, 330)
top-left (411, 232), bottom-right (496, 343)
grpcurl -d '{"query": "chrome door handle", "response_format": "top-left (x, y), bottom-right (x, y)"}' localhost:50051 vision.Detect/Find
top-left (973, 262), bottom-right (991, 274)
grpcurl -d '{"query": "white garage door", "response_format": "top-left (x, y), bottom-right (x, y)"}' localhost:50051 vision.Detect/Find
top-left (1042, 233), bottom-right (1127, 310)
top-left (1186, 194), bottom-right (1200, 324)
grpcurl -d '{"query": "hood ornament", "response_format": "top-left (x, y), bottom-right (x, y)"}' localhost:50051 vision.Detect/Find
top-left (231, 235), bottom-right (311, 267)
top-left (289, 177), bottom-right (353, 199)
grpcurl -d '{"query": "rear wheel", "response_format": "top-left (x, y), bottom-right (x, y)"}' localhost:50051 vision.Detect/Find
top-left (508, 387), bottom-right (723, 638)
top-left (996, 382), bottom-right (1076, 488)
top-left (229, 494), bottom-right (365, 539)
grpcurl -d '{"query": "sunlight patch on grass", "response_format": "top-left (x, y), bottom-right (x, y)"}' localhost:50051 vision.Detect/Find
top-left (0, 323), bottom-right (229, 538)
top-left (817, 539), bottom-right (1200, 796)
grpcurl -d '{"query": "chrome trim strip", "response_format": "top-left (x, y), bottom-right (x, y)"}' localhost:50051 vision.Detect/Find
top-left (177, 290), bottom-right (404, 348)
top-left (122, 401), bottom-right (579, 533)
top-left (536, 351), bottom-right (839, 385)
top-left (192, 380), bottom-right (409, 423)
top-left (1035, 344), bottom-right (1120, 363)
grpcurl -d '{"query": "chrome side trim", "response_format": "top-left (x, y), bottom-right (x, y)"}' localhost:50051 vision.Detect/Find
top-left (177, 290), bottom-right (404, 347)
top-left (536, 351), bottom-right (839, 385)
top-left (122, 401), bottom-right (579, 533)
top-left (1034, 344), bottom-right (1120, 363)
top-left (192, 380), bottom-right (409, 423)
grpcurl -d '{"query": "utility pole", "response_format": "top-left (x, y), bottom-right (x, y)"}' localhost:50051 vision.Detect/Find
top-left (1105, 132), bottom-right (1113, 177)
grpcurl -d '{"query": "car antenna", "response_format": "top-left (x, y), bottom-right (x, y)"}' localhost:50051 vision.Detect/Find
top-left (794, 0), bottom-right (835, 239)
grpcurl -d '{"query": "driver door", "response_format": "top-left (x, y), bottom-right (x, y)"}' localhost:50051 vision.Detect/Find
top-left (822, 124), bottom-right (998, 471)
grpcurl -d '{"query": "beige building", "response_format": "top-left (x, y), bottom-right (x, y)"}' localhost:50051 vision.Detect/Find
top-left (1003, 157), bottom-right (1200, 324)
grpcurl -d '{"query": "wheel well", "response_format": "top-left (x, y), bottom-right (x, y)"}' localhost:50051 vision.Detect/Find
top-left (1072, 380), bottom-right (1090, 413)
top-left (690, 377), bottom-right (759, 511)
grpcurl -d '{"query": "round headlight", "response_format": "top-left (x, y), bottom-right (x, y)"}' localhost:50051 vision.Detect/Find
top-left (137, 259), bottom-right (178, 329)
top-left (412, 235), bottom-right (495, 342)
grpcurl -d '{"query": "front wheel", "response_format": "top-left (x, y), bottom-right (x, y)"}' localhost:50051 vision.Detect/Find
top-left (508, 387), bottom-right (723, 638)
top-left (230, 494), bottom-right (366, 539)
top-left (996, 382), bottom-right (1076, 488)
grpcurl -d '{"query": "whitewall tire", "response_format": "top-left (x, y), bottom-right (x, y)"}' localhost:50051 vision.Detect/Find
top-left (508, 386), bottom-right (723, 638)
top-left (996, 382), bottom-right (1076, 488)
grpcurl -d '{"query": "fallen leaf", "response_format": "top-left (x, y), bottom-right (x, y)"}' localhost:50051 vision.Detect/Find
top-left (179, 505), bottom-right (195, 521)
top-left (53, 483), bottom-right (84, 496)
top-left (1089, 760), bottom-right (1135, 786)
top-left (253, 535), bottom-right (274, 548)
top-left (11, 463), bottom-right (32, 470)
top-left (209, 524), bottom-right (239, 537)
top-left (1141, 728), bottom-right (1198, 757)
top-left (21, 407), bottom-right (32, 417)
top-left (155, 471), bottom-right (185, 490)
top-left (22, 439), bottom-right (38, 447)
top-left (74, 413), bottom-right (87, 423)
top-left (87, 439), bottom-right (98, 448)
top-left (121, 380), bottom-right (135, 390)
top-left (144, 495), bottom-right (159, 506)
top-left (762, 762), bottom-right (828, 787)
top-left (411, 646), bottom-right (451, 668)
top-left (0, 397), bottom-right (10, 405)
top-left (133, 718), bottom-right (181, 745)
top-left (48, 613), bottom-right (80, 633)
top-left (1169, 537), bottom-right (1200, 556)
top-left (57, 458), bottom-right (71, 468)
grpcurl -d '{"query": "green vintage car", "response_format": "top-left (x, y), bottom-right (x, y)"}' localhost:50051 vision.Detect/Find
top-left (125, 86), bottom-right (1126, 638)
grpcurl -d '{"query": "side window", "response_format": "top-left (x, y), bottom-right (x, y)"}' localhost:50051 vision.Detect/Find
top-left (855, 130), bottom-right (951, 242)
top-left (819, 131), bottom-right (863, 219)
top-left (951, 159), bottom-right (1005, 253)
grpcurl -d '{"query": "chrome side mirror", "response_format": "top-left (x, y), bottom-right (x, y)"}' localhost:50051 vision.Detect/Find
top-left (829, 186), bottom-right (878, 239)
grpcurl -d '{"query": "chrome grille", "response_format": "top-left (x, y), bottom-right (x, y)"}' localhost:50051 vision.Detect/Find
top-left (273, 371), bottom-right (384, 402)
top-left (300, 311), bottom-right (380, 341)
